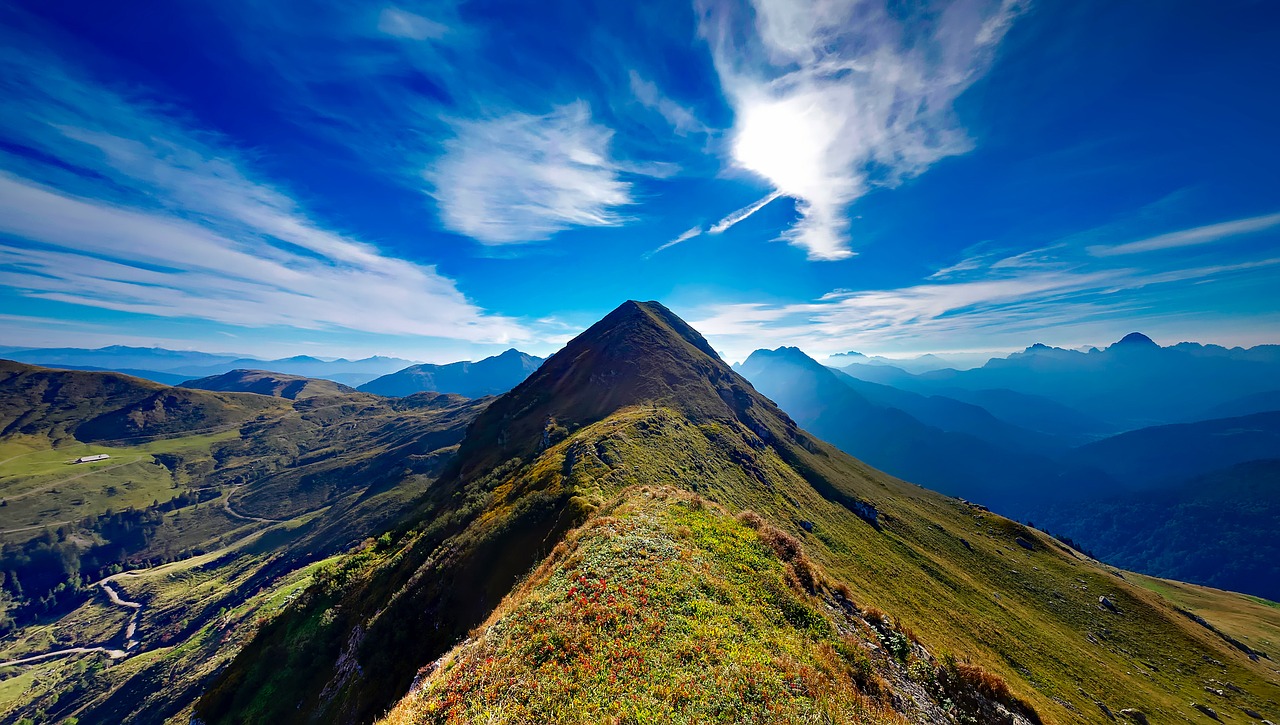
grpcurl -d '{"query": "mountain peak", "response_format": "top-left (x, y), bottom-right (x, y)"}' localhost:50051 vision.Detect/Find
top-left (448, 300), bottom-right (787, 477)
top-left (1112, 332), bottom-right (1158, 349)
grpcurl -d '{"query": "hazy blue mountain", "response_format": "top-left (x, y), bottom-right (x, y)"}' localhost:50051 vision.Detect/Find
top-left (838, 334), bottom-right (1280, 431)
top-left (824, 350), bottom-right (999, 373)
top-left (4, 345), bottom-right (246, 372)
top-left (829, 370), bottom-right (1066, 454)
top-left (1197, 389), bottom-right (1280, 420)
top-left (1067, 411), bottom-right (1280, 492)
top-left (1, 346), bottom-right (419, 386)
top-left (358, 349), bottom-right (544, 398)
top-left (933, 387), bottom-right (1117, 443)
top-left (33, 365), bottom-right (193, 386)
top-left (736, 347), bottom-right (1081, 509)
top-left (171, 354), bottom-right (416, 385)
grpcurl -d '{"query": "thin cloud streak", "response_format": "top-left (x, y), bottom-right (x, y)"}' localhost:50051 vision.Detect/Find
top-left (646, 191), bottom-right (782, 257)
top-left (647, 226), bottom-right (704, 258)
top-left (708, 191), bottom-right (784, 234)
top-left (1089, 212), bottom-right (1280, 256)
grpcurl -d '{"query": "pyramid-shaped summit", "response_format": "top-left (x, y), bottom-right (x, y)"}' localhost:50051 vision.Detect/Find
top-left (1113, 331), bottom-right (1159, 348)
top-left (450, 300), bottom-right (797, 478)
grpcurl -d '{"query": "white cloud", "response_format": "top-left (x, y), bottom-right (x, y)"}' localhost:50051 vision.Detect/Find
top-left (647, 226), bottom-right (704, 257)
top-left (426, 102), bottom-right (635, 244)
top-left (0, 39), bottom-right (524, 343)
top-left (1088, 212), bottom-right (1280, 256)
top-left (698, 0), bottom-right (1027, 260)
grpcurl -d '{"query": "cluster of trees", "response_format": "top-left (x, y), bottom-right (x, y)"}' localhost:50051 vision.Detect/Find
top-left (0, 487), bottom-right (222, 632)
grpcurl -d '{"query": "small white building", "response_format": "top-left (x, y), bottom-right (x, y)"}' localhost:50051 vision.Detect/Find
top-left (74, 454), bottom-right (110, 464)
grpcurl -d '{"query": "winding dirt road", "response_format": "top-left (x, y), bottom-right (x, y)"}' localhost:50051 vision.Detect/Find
top-left (0, 576), bottom-right (144, 668)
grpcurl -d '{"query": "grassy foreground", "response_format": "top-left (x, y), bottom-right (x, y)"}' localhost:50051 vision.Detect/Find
top-left (383, 487), bottom-right (1036, 725)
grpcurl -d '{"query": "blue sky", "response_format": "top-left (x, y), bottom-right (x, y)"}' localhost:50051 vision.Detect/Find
top-left (1, 0), bottom-right (1277, 363)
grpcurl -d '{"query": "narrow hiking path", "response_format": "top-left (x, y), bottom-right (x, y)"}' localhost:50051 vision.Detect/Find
top-left (0, 576), bottom-right (142, 668)
top-left (223, 485), bottom-right (284, 523)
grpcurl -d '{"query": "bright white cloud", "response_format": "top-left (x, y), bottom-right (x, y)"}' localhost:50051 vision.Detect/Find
top-left (426, 102), bottom-right (634, 244)
top-left (0, 40), bottom-right (523, 343)
top-left (698, 0), bottom-right (1027, 260)
top-left (1089, 212), bottom-right (1280, 256)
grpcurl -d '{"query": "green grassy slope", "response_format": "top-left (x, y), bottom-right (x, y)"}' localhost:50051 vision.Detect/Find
top-left (0, 360), bottom-right (288, 444)
top-left (179, 369), bottom-right (358, 400)
top-left (199, 302), bottom-right (1280, 725)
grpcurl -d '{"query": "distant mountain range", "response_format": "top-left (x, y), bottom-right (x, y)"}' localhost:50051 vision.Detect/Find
top-left (358, 348), bottom-right (544, 398)
top-left (834, 333), bottom-right (1280, 430)
top-left (824, 349), bottom-right (1002, 372)
top-left (0, 346), bottom-right (419, 387)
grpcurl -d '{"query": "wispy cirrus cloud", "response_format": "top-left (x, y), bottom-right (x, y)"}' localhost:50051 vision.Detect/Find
top-left (696, 0), bottom-right (1027, 260)
top-left (1088, 212), bottom-right (1280, 256)
top-left (426, 102), bottom-right (634, 244)
top-left (0, 31), bottom-right (524, 342)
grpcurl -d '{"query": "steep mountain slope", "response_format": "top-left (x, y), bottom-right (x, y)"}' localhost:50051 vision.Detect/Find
top-left (0, 359), bottom-right (288, 443)
top-left (199, 302), bottom-right (1280, 725)
top-left (180, 369), bottom-right (358, 399)
top-left (358, 348), bottom-right (543, 398)
top-left (1032, 459), bottom-right (1280, 601)
top-left (736, 347), bottom-right (1079, 509)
